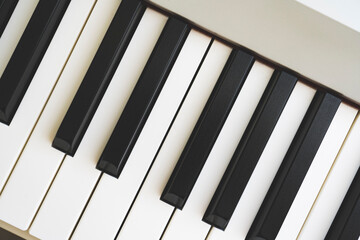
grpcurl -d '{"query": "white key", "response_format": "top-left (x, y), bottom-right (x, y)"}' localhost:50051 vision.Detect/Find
top-left (117, 41), bottom-right (232, 240)
top-left (0, 0), bottom-right (38, 75)
top-left (71, 30), bottom-right (211, 240)
top-left (162, 62), bottom-right (273, 240)
top-left (28, 8), bottom-right (167, 240)
top-left (298, 113), bottom-right (360, 240)
top-left (208, 82), bottom-right (316, 240)
top-left (0, 0), bottom-right (120, 230)
top-left (0, 0), bottom-right (94, 191)
top-left (276, 103), bottom-right (357, 240)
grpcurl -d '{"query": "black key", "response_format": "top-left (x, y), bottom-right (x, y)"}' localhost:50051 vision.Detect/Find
top-left (326, 167), bottom-right (360, 240)
top-left (52, 0), bottom-right (146, 156)
top-left (0, 0), bottom-right (71, 125)
top-left (203, 71), bottom-right (297, 230)
top-left (96, 18), bottom-right (190, 178)
top-left (161, 49), bottom-right (255, 209)
top-left (0, 0), bottom-right (18, 37)
top-left (246, 91), bottom-right (341, 240)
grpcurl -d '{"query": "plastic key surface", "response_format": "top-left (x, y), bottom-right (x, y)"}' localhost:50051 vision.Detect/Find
top-left (298, 113), bottom-right (360, 240)
top-left (0, 0), bottom-right (41, 191)
top-left (117, 40), bottom-right (232, 240)
top-left (29, 8), bottom-right (167, 240)
top-left (275, 103), bottom-right (357, 240)
top-left (0, 0), bottom-right (38, 77)
top-left (72, 29), bottom-right (210, 240)
top-left (53, 0), bottom-right (146, 156)
top-left (203, 71), bottom-right (297, 230)
top-left (0, 0), bottom-right (71, 125)
top-left (161, 61), bottom-right (273, 240)
top-left (0, 0), bottom-right (18, 37)
top-left (325, 167), bottom-right (360, 240)
top-left (0, 0), bottom-right (115, 230)
top-left (96, 17), bottom-right (190, 178)
top-left (246, 91), bottom-right (341, 240)
top-left (161, 49), bottom-right (255, 210)
top-left (0, 0), bottom-right (95, 192)
top-left (207, 83), bottom-right (315, 240)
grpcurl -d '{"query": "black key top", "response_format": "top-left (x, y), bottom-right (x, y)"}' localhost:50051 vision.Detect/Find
top-left (203, 71), bottom-right (297, 230)
top-left (96, 18), bottom-right (190, 178)
top-left (0, 0), bottom-right (18, 37)
top-left (326, 167), bottom-right (360, 240)
top-left (161, 49), bottom-right (255, 209)
top-left (0, 0), bottom-right (71, 125)
top-left (52, 0), bottom-right (146, 156)
top-left (246, 91), bottom-right (341, 240)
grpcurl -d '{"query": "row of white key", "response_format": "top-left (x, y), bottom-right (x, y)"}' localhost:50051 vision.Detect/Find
top-left (0, 1), bottom-right (359, 239)
top-left (71, 27), bottom-right (211, 240)
top-left (299, 113), bottom-right (360, 239)
top-left (115, 40), bottom-right (232, 240)
top-left (207, 82), bottom-right (315, 240)
top-left (29, 6), bottom-right (169, 240)
top-left (161, 61), bottom-right (274, 240)
top-left (0, 1), bottom-right (213, 239)
top-left (276, 102), bottom-right (357, 239)
top-left (158, 88), bottom-right (357, 240)
top-left (0, 0), bottom-right (95, 191)
top-left (0, 0), bottom-right (117, 231)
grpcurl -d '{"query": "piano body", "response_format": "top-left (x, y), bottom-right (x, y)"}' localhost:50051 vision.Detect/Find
top-left (0, 0), bottom-right (359, 239)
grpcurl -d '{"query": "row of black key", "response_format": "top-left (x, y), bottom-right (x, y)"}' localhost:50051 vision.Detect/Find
top-left (0, 0), bottom-right (71, 125)
top-left (159, 51), bottom-right (341, 239)
top-left (52, 0), bottom-right (146, 156)
top-left (202, 71), bottom-right (298, 230)
top-left (246, 92), bottom-right (340, 239)
top-left (161, 49), bottom-right (255, 209)
top-left (1, 0), bottom-right (357, 239)
top-left (52, 0), bottom-right (190, 178)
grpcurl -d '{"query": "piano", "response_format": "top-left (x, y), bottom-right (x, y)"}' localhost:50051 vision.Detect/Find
top-left (0, 0), bottom-right (359, 239)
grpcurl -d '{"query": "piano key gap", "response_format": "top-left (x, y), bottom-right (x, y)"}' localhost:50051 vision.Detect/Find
top-left (205, 226), bottom-right (213, 240)
top-left (28, 154), bottom-right (67, 231)
top-left (295, 111), bottom-right (360, 240)
top-left (68, 172), bottom-right (103, 240)
top-left (159, 207), bottom-right (176, 240)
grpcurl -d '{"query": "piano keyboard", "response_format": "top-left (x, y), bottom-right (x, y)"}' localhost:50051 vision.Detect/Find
top-left (0, 0), bottom-right (359, 239)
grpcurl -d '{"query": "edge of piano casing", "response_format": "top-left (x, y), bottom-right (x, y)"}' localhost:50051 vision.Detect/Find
top-left (146, 0), bottom-right (360, 108)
